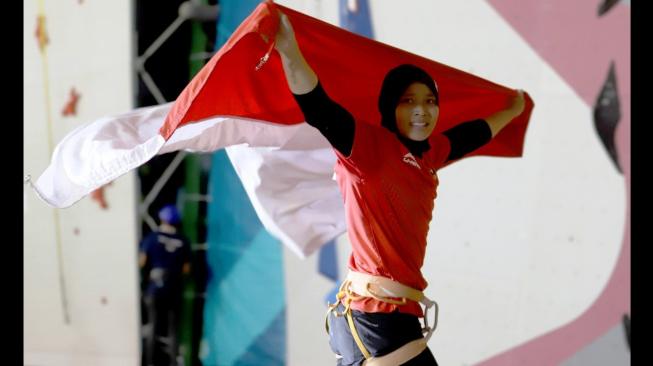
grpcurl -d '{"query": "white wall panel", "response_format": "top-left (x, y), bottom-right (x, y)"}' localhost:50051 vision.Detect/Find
top-left (24, 0), bottom-right (139, 364)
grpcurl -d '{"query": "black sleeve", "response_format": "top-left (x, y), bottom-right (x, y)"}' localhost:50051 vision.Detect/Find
top-left (292, 82), bottom-right (355, 156)
top-left (443, 119), bottom-right (493, 162)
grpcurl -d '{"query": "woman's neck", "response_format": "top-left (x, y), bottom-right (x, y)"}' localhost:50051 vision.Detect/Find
top-left (396, 133), bottom-right (430, 158)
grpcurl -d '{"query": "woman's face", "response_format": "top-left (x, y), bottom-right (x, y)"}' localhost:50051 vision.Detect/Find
top-left (394, 82), bottom-right (439, 141)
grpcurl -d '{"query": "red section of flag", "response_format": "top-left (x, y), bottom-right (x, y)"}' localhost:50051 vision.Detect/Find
top-left (164, 1), bottom-right (533, 159)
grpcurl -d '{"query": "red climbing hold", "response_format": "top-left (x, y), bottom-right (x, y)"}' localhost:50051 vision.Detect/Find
top-left (62, 88), bottom-right (81, 117)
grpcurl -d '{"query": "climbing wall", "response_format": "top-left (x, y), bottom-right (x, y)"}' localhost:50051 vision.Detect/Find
top-left (23, 1), bottom-right (140, 365)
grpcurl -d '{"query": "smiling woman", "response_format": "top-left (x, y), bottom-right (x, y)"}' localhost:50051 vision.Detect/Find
top-left (273, 8), bottom-right (527, 366)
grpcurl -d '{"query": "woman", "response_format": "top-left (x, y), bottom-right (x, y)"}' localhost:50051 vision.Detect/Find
top-left (272, 10), bottom-right (525, 366)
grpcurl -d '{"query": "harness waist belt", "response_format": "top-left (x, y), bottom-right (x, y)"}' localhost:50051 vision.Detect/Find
top-left (326, 270), bottom-right (440, 365)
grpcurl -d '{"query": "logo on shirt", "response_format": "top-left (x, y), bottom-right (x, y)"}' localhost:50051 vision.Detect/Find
top-left (402, 153), bottom-right (421, 169)
top-left (157, 235), bottom-right (183, 253)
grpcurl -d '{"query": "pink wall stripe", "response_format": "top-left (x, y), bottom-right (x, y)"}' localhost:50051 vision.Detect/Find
top-left (478, 1), bottom-right (630, 364)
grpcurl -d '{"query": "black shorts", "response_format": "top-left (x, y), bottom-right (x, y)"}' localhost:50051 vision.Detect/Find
top-left (327, 304), bottom-right (438, 366)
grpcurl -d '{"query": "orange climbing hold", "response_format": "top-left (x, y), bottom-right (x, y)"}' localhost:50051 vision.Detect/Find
top-left (35, 15), bottom-right (49, 52)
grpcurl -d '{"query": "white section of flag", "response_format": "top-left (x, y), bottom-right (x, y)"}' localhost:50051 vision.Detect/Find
top-left (226, 144), bottom-right (345, 258)
top-left (30, 103), bottom-right (346, 257)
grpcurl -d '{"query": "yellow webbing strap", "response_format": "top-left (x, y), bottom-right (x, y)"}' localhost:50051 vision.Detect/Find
top-left (325, 280), bottom-right (349, 334)
top-left (346, 307), bottom-right (372, 359)
top-left (326, 279), bottom-right (371, 359)
top-left (325, 272), bottom-right (437, 363)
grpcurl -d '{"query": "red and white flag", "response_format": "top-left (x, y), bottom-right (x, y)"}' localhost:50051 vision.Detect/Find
top-left (32, 1), bottom-right (533, 257)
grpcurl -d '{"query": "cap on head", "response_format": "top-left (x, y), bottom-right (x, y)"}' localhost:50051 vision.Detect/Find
top-left (378, 64), bottom-right (439, 132)
top-left (158, 204), bottom-right (181, 225)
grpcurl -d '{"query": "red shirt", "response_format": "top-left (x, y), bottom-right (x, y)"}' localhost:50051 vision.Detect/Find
top-left (334, 121), bottom-right (451, 317)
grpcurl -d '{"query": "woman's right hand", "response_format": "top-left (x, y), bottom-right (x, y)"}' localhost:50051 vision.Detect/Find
top-left (271, 9), bottom-right (318, 94)
top-left (274, 11), bottom-right (298, 56)
top-left (510, 89), bottom-right (526, 117)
